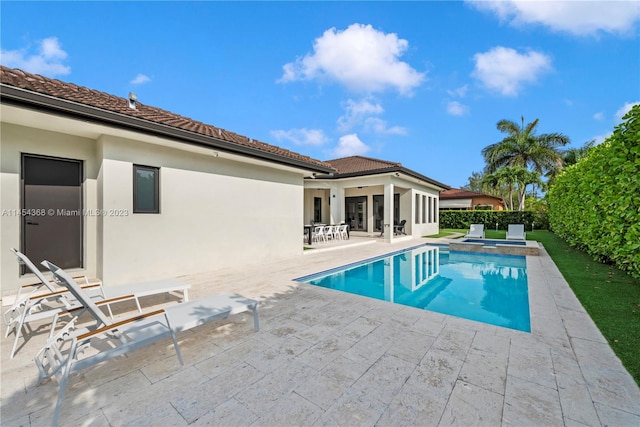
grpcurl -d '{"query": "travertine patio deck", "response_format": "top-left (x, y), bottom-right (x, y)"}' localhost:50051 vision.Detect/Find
top-left (2, 239), bottom-right (639, 426)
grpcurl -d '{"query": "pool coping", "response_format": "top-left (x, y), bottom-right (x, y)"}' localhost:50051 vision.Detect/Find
top-left (450, 238), bottom-right (540, 256)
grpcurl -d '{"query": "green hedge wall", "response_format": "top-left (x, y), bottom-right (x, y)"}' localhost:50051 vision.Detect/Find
top-left (547, 105), bottom-right (640, 279)
top-left (439, 210), bottom-right (549, 231)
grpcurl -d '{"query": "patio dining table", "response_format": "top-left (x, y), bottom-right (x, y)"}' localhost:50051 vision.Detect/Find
top-left (304, 225), bottom-right (314, 245)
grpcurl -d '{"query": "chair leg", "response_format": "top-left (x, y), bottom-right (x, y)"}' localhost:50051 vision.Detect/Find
top-left (252, 304), bottom-right (260, 332)
top-left (9, 325), bottom-right (22, 359)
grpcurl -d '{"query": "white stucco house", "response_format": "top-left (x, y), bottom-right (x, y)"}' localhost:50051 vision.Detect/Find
top-left (0, 66), bottom-right (448, 294)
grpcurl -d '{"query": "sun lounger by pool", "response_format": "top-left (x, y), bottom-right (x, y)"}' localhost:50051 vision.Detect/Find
top-left (506, 224), bottom-right (526, 240)
top-left (465, 224), bottom-right (485, 238)
top-left (37, 260), bottom-right (259, 426)
top-left (3, 249), bottom-right (190, 358)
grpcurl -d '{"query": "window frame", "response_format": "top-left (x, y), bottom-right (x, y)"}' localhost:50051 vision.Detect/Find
top-left (313, 197), bottom-right (322, 223)
top-left (133, 164), bottom-right (160, 214)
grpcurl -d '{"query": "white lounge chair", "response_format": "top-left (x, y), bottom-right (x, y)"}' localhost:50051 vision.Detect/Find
top-left (4, 249), bottom-right (190, 358)
top-left (465, 224), bottom-right (485, 238)
top-left (506, 224), bottom-right (526, 240)
top-left (37, 261), bottom-right (259, 426)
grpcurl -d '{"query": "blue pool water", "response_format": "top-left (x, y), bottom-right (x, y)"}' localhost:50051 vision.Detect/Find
top-left (297, 245), bottom-right (530, 332)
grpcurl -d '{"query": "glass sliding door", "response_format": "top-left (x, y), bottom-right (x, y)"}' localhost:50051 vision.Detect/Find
top-left (373, 195), bottom-right (384, 232)
top-left (346, 196), bottom-right (367, 231)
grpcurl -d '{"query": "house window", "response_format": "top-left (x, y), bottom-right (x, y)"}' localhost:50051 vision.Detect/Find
top-left (394, 194), bottom-right (400, 222)
top-left (422, 195), bottom-right (427, 223)
top-left (313, 197), bottom-right (322, 223)
top-left (415, 194), bottom-right (420, 223)
top-left (431, 197), bottom-right (436, 223)
top-left (133, 165), bottom-right (159, 213)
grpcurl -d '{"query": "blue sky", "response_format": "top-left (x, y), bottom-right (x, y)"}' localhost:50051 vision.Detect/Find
top-left (2, 1), bottom-right (638, 188)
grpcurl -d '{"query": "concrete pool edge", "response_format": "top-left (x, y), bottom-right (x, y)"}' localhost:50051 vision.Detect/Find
top-left (450, 238), bottom-right (540, 256)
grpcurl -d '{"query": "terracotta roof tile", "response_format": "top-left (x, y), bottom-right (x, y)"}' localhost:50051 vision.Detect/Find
top-left (440, 188), bottom-right (503, 200)
top-left (0, 66), bottom-right (332, 171)
top-left (324, 155), bottom-right (402, 174)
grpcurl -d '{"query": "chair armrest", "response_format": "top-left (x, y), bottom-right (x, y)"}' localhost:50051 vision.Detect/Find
top-left (77, 309), bottom-right (165, 340)
top-left (29, 288), bottom-right (72, 300)
top-left (20, 281), bottom-right (44, 288)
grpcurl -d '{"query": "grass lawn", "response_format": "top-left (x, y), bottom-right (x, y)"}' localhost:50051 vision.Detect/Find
top-left (435, 228), bottom-right (640, 385)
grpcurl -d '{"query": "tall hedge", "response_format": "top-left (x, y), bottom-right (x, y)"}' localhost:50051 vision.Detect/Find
top-left (439, 210), bottom-right (549, 231)
top-left (547, 105), bottom-right (640, 278)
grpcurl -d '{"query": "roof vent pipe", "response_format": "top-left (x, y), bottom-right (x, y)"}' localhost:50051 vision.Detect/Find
top-left (128, 92), bottom-right (137, 109)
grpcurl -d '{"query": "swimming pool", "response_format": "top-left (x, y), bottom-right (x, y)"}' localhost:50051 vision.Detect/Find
top-left (296, 245), bottom-right (530, 332)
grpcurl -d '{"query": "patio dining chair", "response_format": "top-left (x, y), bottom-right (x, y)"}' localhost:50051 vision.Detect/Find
top-left (324, 225), bottom-right (335, 241)
top-left (331, 225), bottom-right (341, 240)
top-left (338, 224), bottom-right (349, 240)
top-left (394, 220), bottom-right (407, 235)
top-left (312, 225), bottom-right (326, 243)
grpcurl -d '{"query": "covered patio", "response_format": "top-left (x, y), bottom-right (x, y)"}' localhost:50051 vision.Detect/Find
top-left (303, 156), bottom-right (448, 243)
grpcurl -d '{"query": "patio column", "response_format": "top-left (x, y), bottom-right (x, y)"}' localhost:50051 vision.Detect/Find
top-left (384, 181), bottom-right (394, 242)
top-left (330, 186), bottom-right (345, 224)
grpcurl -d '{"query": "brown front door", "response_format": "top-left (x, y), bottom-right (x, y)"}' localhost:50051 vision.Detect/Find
top-left (22, 154), bottom-right (83, 272)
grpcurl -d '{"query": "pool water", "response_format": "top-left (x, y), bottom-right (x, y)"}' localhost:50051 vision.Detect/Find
top-left (297, 245), bottom-right (530, 332)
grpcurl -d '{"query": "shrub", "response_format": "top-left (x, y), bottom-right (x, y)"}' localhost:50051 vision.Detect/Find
top-left (439, 210), bottom-right (548, 231)
top-left (547, 105), bottom-right (640, 278)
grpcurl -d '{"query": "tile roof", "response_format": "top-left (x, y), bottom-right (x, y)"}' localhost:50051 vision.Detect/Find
top-left (440, 188), bottom-right (503, 200)
top-left (324, 156), bottom-right (402, 174)
top-left (0, 66), bottom-right (332, 171)
top-left (320, 156), bottom-right (449, 190)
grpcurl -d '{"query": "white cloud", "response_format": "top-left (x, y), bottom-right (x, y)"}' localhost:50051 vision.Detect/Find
top-left (593, 112), bottom-right (604, 120)
top-left (279, 23), bottom-right (425, 95)
top-left (472, 46), bottom-right (552, 96)
top-left (130, 73), bottom-right (151, 85)
top-left (337, 98), bottom-right (384, 131)
top-left (270, 128), bottom-right (329, 146)
top-left (615, 101), bottom-right (639, 122)
top-left (446, 101), bottom-right (470, 116)
top-left (337, 97), bottom-right (406, 135)
top-left (332, 134), bottom-right (370, 157)
top-left (363, 117), bottom-right (407, 135)
top-left (592, 132), bottom-right (611, 145)
top-left (467, 0), bottom-right (639, 36)
top-left (0, 36), bottom-right (70, 76)
top-left (447, 85), bottom-right (469, 98)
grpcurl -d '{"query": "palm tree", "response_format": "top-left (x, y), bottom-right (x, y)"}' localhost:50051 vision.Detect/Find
top-left (547, 139), bottom-right (596, 185)
top-left (483, 167), bottom-right (541, 210)
top-left (483, 168), bottom-right (517, 210)
top-left (562, 139), bottom-right (595, 166)
top-left (482, 116), bottom-right (570, 175)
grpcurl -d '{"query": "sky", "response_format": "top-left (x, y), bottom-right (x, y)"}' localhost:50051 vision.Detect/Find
top-left (1, 1), bottom-right (639, 188)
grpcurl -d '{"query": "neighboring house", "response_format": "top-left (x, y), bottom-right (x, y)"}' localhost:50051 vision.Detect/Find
top-left (304, 156), bottom-right (449, 240)
top-left (439, 188), bottom-right (504, 211)
top-left (0, 66), bottom-right (334, 291)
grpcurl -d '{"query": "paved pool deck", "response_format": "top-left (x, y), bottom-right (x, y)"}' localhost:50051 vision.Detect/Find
top-left (2, 238), bottom-right (639, 426)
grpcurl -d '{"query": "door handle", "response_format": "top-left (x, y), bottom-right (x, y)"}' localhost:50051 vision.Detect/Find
top-left (26, 221), bottom-right (39, 225)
